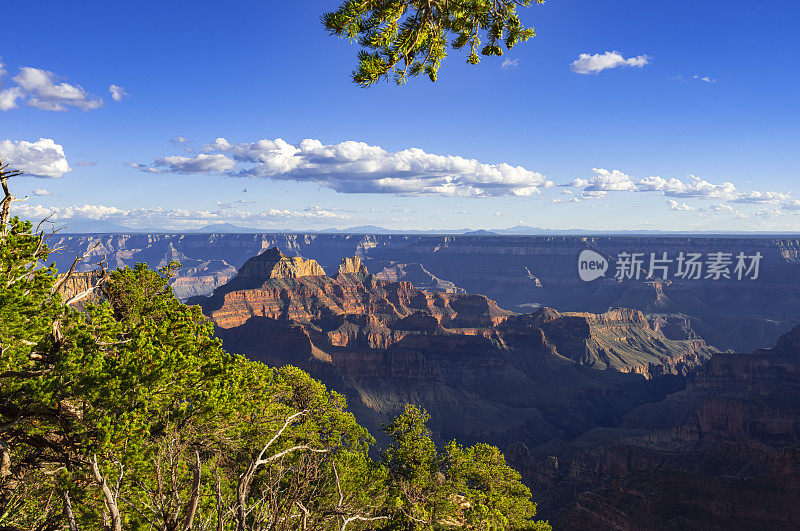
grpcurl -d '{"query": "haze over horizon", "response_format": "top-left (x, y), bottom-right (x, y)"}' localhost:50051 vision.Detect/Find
top-left (2, 0), bottom-right (799, 232)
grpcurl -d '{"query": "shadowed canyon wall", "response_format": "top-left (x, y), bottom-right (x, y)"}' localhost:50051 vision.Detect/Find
top-left (50, 236), bottom-right (800, 528)
top-left (51, 233), bottom-right (800, 353)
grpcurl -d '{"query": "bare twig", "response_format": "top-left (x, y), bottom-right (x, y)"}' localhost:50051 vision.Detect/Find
top-left (64, 490), bottom-right (80, 531)
top-left (215, 470), bottom-right (224, 531)
top-left (51, 241), bottom-right (102, 295)
top-left (296, 501), bottom-right (310, 531)
top-left (235, 411), bottom-right (325, 530)
top-left (91, 454), bottom-right (123, 531)
top-left (341, 514), bottom-right (389, 530)
top-left (64, 269), bottom-right (108, 307)
top-left (334, 463), bottom-right (344, 508)
top-left (183, 450), bottom-right (202, 531)
top-left (0, 158), bottom-right (25, 237)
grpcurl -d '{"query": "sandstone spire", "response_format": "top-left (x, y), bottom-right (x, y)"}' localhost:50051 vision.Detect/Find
top-left (337, 256), bottom-right (368, 278)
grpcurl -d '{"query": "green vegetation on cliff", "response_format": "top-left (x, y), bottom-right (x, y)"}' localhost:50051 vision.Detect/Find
top-left (0, 167), bottom-right (549, 529)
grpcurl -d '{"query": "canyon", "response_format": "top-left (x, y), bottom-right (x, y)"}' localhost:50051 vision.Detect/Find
top-left (191, 248), bottom-right (718, 450)
top-left (51, 233), bottom-right (800, 353)
top-left (188, 246), bottom-right (800, 528)
top-left (51, 234), bottom-right (800, 528)
top-left (523, 324), bottom-right (800, 529)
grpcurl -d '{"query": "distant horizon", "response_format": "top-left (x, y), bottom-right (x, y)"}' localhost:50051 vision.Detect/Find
top-left (54, 221), bottom-right (800, 238)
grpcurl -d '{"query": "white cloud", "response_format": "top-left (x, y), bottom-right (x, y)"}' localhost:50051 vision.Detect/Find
top-left (108, 84), bottom-right (129, 102)
top-left (782, 200), bottom-right (800, 211)
top-left (570, 168), bottom-right (637, 191)
top-left (11, 201), bottom-right (352, 229)
top-left (707, 203), bottom-right (749, 219)
top-left (170, 136), bottom-right (190, 144)
top-left (12, 67), bottom-right (103, 111)
top-left (637, 175), bottom-right (738, 199)
top-left (216, 200), bottom-right (265, 209)
top-left (306, 204), bottom-right (358, 214)
top-left (568, 171), bottom-right (792, 207)
top-left (755, 207), bottom-right (785, 219)
top-left (14, 203), bottom-right (128, 220)
top-left (154, 153), bottom-right (237, 174)
top-left (710, 203), bottom-right (736, 214)
top-left (0, 87), bottom-right (24, 111)
top-left (730, 191), bottom-right (791, 204)
top-left (143, 137), bottom-right (553, 197)
top-left (32, 188), bottom-right (50, 196)
top-left (571, 51), bottom-right (650, 74)
top-left (580, 190), bottom-right (608, 199)
top-left (636, 176), bottom-right (689, 194)
top-left (676, 74), bottom-right (718, 85)
top-left (125, 162), bottom-right (162, 174)
top-left (0, 138), bottom-right (71, 178)
top-left (0, 61), bottom-right (22, 111)
top-left (501, 58), bottom-right (519, 70)
top-left (667, 199), bottom-right (695, 211)
top-left (552, 196), bottom-right (581, 204)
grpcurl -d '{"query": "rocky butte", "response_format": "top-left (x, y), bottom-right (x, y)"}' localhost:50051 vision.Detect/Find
top-left (190, 248), bottom-right (716, 457)
top-left (53, 233), bottom-right (800, 353)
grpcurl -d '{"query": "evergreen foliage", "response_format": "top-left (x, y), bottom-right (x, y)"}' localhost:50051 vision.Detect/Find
top-left (322, 0), bottom-right (544, 86)
top-left (0, 164), bottom-right (550, 529)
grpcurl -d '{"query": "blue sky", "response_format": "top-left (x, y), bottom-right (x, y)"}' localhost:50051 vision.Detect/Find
top-left (2, 0), bottom-right (799, 231)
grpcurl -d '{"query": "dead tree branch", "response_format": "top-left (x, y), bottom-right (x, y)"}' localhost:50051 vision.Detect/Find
top-left (235, 411), bottom-right (329, 530)
top-left (91, 454), bottom-right (123, 531)
top-left (0, 158), bottom-right (25, 237)
top-left (183, 450), bottom-right (202, 531)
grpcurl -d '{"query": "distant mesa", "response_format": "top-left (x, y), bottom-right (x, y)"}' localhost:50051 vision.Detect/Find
top-left (59, 219), bottom-right (137, 233)
top-left (185, 223), bottom-right (263, 234)
top-left (318, 225), bottom-right (395, 234)
top-left (463, 229), bottom-right (498, 236)
top-left (49, 221), bottom-right (800, 236)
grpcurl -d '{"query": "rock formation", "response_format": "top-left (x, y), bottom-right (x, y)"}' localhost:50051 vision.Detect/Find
top-left (47, 236), bottom-right (800, 527)
top-left (192, 248), bottom-right (717, 452)
top-left (373, 262), bottom-right (465, 293)
top-left (521, 325), bottom-right (800, 528)
top-left (49, 232), bottom-right (800, 352)
top-left (235, 247), bottom-right (327, 281)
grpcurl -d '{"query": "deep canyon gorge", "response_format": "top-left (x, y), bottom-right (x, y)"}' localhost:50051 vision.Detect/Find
top-left (52, 233), bottom-right (800, 528)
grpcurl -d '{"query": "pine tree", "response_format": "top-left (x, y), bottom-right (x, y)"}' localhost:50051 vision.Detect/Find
top-left (323, 0), bottom-right (545, 86)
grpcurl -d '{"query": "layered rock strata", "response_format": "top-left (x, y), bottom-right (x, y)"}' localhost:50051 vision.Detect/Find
top-left (193, 248), bottom-right (717, 451)
top-left (50, 233), bottom-right (800, 352)
top-left (522, 326), bottom-right (800, 529)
